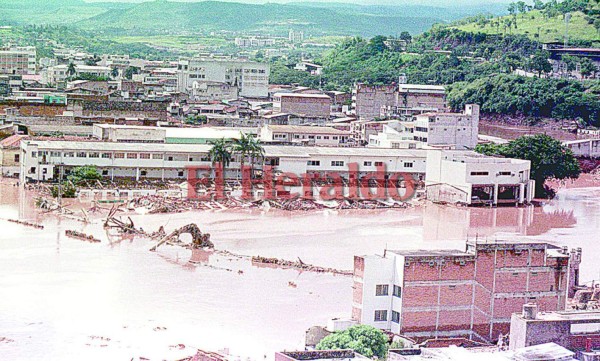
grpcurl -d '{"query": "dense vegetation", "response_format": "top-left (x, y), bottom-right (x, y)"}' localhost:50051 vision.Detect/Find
top-left (316, 325), bottom-right (389, 359)
top-left (476, 134), bottom-right (581, 197)
top-left (448, 75), bottom-right (600, 125)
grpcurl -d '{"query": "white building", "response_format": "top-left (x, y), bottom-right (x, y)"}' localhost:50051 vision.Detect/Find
top-left (0, 46), bottom-right (36, 75)
top-left (234, 37), bottom-right (276, 48)
top-left (425, 149), bottom-right (534, 205)
top-left (413, 104), bottom-right (479, 150)
top-left (288, 30), bottom-right (304, 43)
top-left (259, 124), bottom-right (351, 147)
top-left (368, 121), bottom-right (420, 149)
top-left (19, 141), bottom-right (427, 184)
top-left (44, 64), bottom-right (112, 85)
top-left (563, 138), bottom-right (600, 158)
top-left (176, 58), bottom-right (269, 98)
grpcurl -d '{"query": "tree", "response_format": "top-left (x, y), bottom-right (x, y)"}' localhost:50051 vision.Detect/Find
top-left (475, 134), bottom-right (581, 197)
top-left (232, 133), bottom-right (265, 179)
top-left (124, 66), bottom-right (140, 80)
top-left (399, 31), bottom-right (412, 43)
top-left (208, 138), bottom-right (233, 177)
top-left (528, 51), bottom-right (552, 77)
top-left (67, 62), bottom-right (76, 77)
top-left (579, 57), bottom-right (597, 79)
top-left (67, 165), bottom-right (102, 185)
top-left (316, 325), bottom-right (388, 359)
top-left (111, 67), bottom-right (119, 79)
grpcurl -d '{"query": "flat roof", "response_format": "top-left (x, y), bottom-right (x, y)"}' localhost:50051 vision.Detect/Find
top-left (274, 93), bottom-right (331, 99)
top-left (267, 125), bottom-right (349, 135)
top-left (388, 249), bottom-right (470, 258)
top-left (166, 127), bottom-right (247, 140)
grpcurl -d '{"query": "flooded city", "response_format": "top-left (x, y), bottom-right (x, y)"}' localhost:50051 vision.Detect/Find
top-left (2, 178), bottom-right (600, 360)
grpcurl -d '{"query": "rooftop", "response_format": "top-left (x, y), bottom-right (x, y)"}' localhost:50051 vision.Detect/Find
top-left (267, 125), bottom-right (349, 135)
top-left (278, 350), bottom-right (369, 361)
top-left (0, 134), bottom-right (28, 149)
top-left (275, 93), bottom-right (331, 99)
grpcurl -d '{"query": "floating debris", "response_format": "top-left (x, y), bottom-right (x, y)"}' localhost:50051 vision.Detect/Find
top-left (6, 219), bottom-right (44, 229)
top-left (65, 230), bottom-right (101, 243)
top-left (251, 256), bottom-right (352, 276)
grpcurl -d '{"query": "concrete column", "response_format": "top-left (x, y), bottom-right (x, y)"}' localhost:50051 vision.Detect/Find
top-left (519, 184), bottom-right (525, 203)
top-left (493, 184), bottom-right (499, 205)
top-left (135, 167), bottom-right (139, 181)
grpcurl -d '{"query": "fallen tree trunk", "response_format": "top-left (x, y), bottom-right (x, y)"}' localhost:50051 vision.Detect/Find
top-left (150, 223), bottom-right (212, 251)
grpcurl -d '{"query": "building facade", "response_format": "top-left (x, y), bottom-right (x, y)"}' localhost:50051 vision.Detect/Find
top-left (259, 124), bottom-right (351, 147)
top-left (176, 58), bottom-right (269, 98)
top-left (425, 149), bottom-right (535, 206)
top-left (273, 93), bottom-right (331, 118)
top-left (0, 46), bottom-right (36, 75)
top-left (413, 105), bottom-right (479, 150)
top-left (353, 241), bottom-right (579, 343)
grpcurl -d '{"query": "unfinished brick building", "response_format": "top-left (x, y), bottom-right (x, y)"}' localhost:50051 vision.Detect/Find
top-left (352, 240), bottom-right (582, 344)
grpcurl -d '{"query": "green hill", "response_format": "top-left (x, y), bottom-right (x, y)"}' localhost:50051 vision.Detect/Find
top-left (76, 1), bottom-right (442, 37)
top-left (457, 10), bottom-right (599, 44)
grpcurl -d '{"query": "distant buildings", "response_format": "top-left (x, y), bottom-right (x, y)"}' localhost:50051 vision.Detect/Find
top-left (563, 139), bottom-right (600, 158)
top-left (288, 29), bottom-right (304, 43)
top-left (413, 104), bottom-right (479, 150)
top-left (353, 240), bottom-right (581, 343)
top-left (176, 58), bottom-right (270, 99)
top-left (234, 37), bottom-right (276, 48)
top-left (352, 83), bottom-right (447, 121)
top-left (0, 46), bottom-right (36, 75)
top-left (43, 64), bottom-right (112, 85)
top-left (259, 124), bottom-right (350, 146)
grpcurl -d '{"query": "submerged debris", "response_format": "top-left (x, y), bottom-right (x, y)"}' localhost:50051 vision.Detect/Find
top-left (65, 230), bottom-right (101, 243)
top-left (251, 256), bottom-right (352, 276)
top-left (6, 219), bottom-right (44, 229)
top-left (150, 223), bottom-right (212, 251)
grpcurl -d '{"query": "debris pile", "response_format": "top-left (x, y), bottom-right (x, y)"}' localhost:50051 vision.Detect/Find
top-left (129, 194), bottom-right (412, 214)
top-left (65, 230), bottom-right (101, 243)
top-left (103, 205), bottom-right (145, 234)
top-left (251, 256), bottom-right (353, 276)
top-left (6, 219), bottom-right (44, 229)
top-left (150, 223), bottom-right (212, 251)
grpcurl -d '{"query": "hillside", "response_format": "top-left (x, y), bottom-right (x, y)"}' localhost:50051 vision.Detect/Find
top-left (454, 0), bottom-right (600, 45)
top-left (76, 1), bottom-right (442, 37)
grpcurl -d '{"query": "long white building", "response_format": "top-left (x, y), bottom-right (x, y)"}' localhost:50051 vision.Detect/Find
top-left (176, 58), bottom-right (269, 99)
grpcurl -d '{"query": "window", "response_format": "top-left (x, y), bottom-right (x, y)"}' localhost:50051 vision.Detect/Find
top-left (498, 171), bottom-right (511, 176)
top-left (364, 161), bottom-right (372, 166)
top-left (323, 136), bottom-right (330, 140)
top-left (178, 171), bottom-right (184, 177)
top-left (115, 153), bottom-right (125, 159)
top-left (127, 153), bottom-right (138, 159)
top-left (14, 154), bottom-right (19, 162)
top-left (374, 310), bottom-right (387, 322)
top-left (404, 162), bottom-right (413, 168)
top-left (140, 170), bottom-right (147, 176)
top-left (307, 160), bottom-right (320, 166)
top-left (140, 153), bottom-right (151, 159)
top-left (374, 161), bottom-right (384, 167)
top-left (393, 285), bottom-right (402, 298)
top-left (102, 170), bottom-right (108, 176)
top-left (392, 143), bottom-right (400, 149)
top-left (392, 311), bottom-right (400, 323)
top-left (29, 167), bottom-right (36, 174)
top-left (167, 156), bottom-right (174, 161)
top-left (331, 161), bottom-right (344, 167)
top-left (31, 151), bottom-right (37, 158)
top-left (77, 152), bottom-right (86, 158)
top-left (50, 151), bottom-right (60, 157)
top-left (89, 152), bottom-right (99, 158)
top-left (470, 171), bottom-right (489, 176)
top-left (101, 153), bottom-right (112, 159)
top-left (408, 143), bottom-right (416, 149)
top-left (332, 136), bottom-right (338, 140)
top-left (375, 284), bottom-right (389, 296)
top-left (152, 154), bottom-right (163, 160)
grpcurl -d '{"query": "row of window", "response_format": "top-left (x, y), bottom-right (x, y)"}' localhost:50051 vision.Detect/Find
top-left (311, 161), bottom-right (413, 168)
top-left (470, 171), bottom-right (512, 176)
top-left (374, 310), bottom-right (400, 323)
top-left (31, 151), bottom-right (213, 162)
top-left (375, 284), bottom-right (402, 298)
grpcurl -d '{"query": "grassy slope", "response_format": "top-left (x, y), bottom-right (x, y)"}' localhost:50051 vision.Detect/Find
top-left (457, 10), bottom-right (599, 44)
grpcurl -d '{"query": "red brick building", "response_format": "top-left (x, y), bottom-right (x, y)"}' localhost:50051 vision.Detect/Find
top-left (352, 241), bottom-right (581, 344)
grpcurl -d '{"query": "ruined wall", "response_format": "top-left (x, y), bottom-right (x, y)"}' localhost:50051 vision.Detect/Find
top-left (0, 102), bottom-right (66, 117)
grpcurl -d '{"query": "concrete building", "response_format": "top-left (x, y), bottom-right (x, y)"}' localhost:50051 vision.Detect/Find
top-left (273, 93), bottom-right (331, 118)
top-left (368, 121), bottom-right (419, 149)
top-left (563, 139), bottom-right (600, 158)
top-left (259, 124), bottom-right (351, 146)
top-left (353, 240), bottom-right (580, 343)
top-left (425, 150), bottom-right (535, 206)
top-left (0, 134), bottom-right (26, 177)
top-left (352, 84), bottom-right (397, 120)
top-left (234, 37), bottom-right (276, 47)
top-left (190, 81), bottom-right (238, 102)
top-left (397, 84), bottom-right (446, 112)
top-left (0, 46), bottom-right (36, 75)
top-left (294, 62), bottom-right (323, 76)
top-left (44, 64), bottom-right (112, 85)
top-left (288, 30), bottom-right (304, 43)
top-left (510, 305), bottom-right (600, 358)
top-left (20, 141), bottom-right (427, 183)
top-left (176, 58), bottom-right (269, 98)
top-left (413, 105), bottom-right (479, 150)
top-left (92, 124), bottom-right (252, 144)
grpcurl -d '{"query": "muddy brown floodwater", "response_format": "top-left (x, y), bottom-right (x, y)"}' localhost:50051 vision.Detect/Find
top-left (1, 179), bottom-right (600, 360)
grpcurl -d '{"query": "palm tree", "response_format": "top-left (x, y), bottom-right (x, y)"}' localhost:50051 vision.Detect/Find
top-left (247, 135), bottom-right (265, 178)
top-left (208, 138), bottom-right (232, 179)
top-left (111, 67), bottom-right (119, 79)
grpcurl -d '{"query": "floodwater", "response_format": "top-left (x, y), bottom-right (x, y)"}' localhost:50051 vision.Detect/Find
top-left (1, 179), bottom-right (600, 360)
